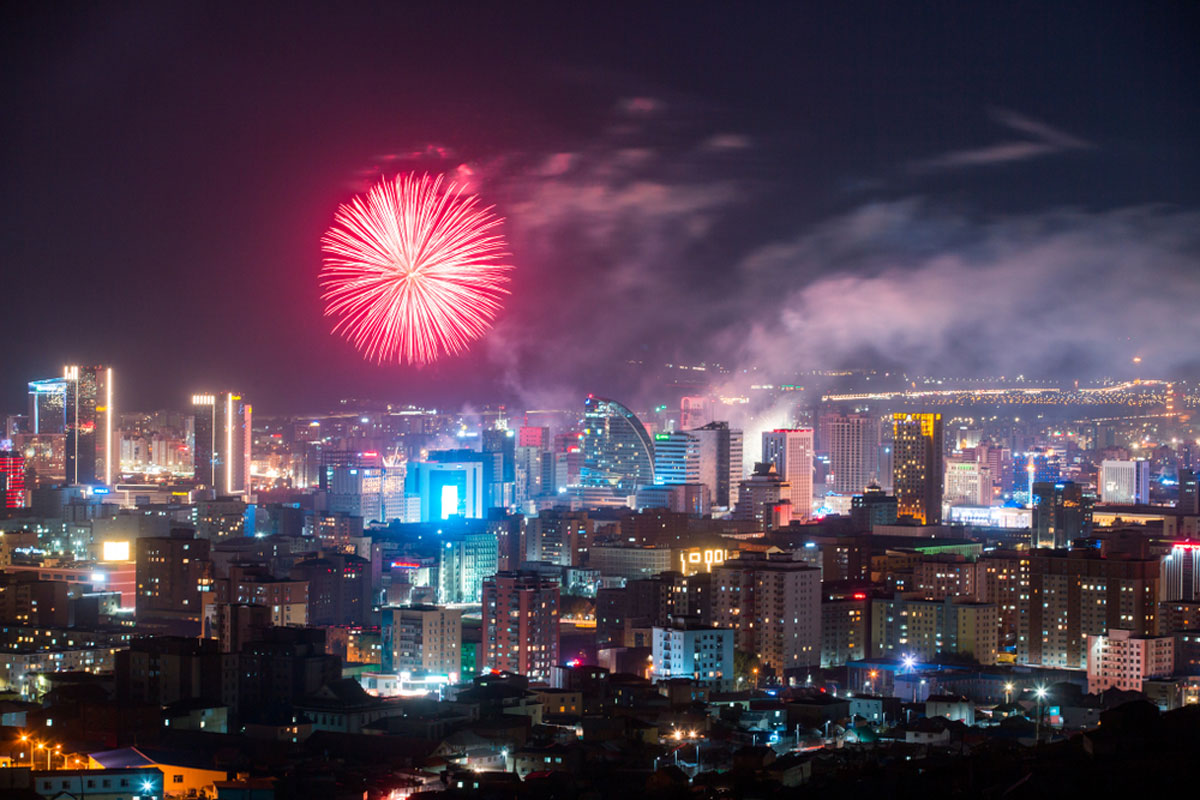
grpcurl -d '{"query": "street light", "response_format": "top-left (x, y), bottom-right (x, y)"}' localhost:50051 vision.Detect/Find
top-left (1004, 683), bottom-right (1014, 704)
top-left (902, 654), bottom-right (916, 672)
top-left (1034, 686), bottom-right (1048, 745)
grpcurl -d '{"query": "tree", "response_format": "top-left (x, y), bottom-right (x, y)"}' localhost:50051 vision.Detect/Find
top-left (734, 649), bottom-right (761, 688)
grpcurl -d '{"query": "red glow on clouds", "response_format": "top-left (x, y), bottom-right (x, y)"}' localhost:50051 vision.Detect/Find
top-left (320, 173), bottom-right (512, 366)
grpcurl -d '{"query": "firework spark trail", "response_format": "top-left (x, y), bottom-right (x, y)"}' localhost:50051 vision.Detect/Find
top-left (320, 173), bottom-right (512, 365)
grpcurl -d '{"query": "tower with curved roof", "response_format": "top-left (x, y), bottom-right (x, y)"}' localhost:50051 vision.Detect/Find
top-left (579, 395), bottom-right (656, 497)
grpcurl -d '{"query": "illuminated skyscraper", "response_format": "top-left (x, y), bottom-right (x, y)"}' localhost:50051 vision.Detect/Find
top-left (1100, 459), bottom-right (1150, 505)
top-left (437, 532), bottom-right (499, 604)
top-left (326, 464), bottom-right (386, 522)
top-left (407, 460), bottom-right (484, 521)
top-left (691, 421), bottom-right (743, 508)
top-left (653, 431), bottom-right (701, 485)
top-left (27, 378), bottom-right (68, 434)
top-left (1161, 542), bottom-right (1200, 601)
top-left (892, 413), bottom-right (944, 525)
top-left (482, 571), bottom-right (560, 680)
top-left (578, 395), bottom-right (656, 497)
top-left (1032, 481), bottom-right (1092, 548)
top-left (517, 425), bottom-right (549, 449)
top-left (63, 365), bottom-right (115, 486)
top-left (192, 392), bottom-right (252, 496)
top-left (481, 428), bottom-right (515, 509)
top-left (733, 462), bottom-right (791, 529)
top-left (523, 509), bottom-right (594, 566)
top-left (761, 428), bottom-right (813, 521)
top-left (943, 460), bottom-right (992, 507)
top-left (0, 451), bottom-right (26, 508)
top-left (826, 413), bottom-right (879, 495)
top-left (514, 445), bottom-right (544, 503)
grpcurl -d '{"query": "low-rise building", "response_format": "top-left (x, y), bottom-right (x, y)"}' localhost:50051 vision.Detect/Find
top-left (29, 767), bottom-right (164, 800)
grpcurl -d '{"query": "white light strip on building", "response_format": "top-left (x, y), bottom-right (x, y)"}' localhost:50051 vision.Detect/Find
top-left (105, 367), bottom-right (113, 485)
top-left (226, 392), bottom-right (234, 495)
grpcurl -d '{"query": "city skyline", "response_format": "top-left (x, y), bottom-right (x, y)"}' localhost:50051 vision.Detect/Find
top-left (3, 5), bottom-right (1200, 796)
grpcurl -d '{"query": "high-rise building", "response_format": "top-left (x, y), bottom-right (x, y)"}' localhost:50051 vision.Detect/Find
top-left (761, 429), bottom-right (814, 521)
top-left (407, 459), bottom-right (484, 521)
top-left (481, 429), bottom-right (516, 509)
top-left (690, 421), bottom-right (743, 508)
top-left (1179, 468), bottom-right (1200, 515)
top-left (211, 603), bottom-right (271, 653)
top-left (1100, 460), bottom-right (1151, 505)
top-left (27, 378), bottom-right (68, 434)
top-left (218, 565), bottom-right (309, 627)
top-left (1011, 450), bottom-right (1061, 496)
top-left (943, 460), bottom-right (992, 507)
top-left (578, 395), bottom-right (656, 498)
top-left (1086, 629), bottom-right (1174, 693)
top-left (482, 571), bottom-right (560, 680)
top-left (116, 636), bottom-right (238, 709)
top-left (327, 464), bottom-right (384, 522)
top-left (0, 451), bottom-right (26, 509)
top-left (1162, 542), bottom-right (1200, 601)
top-left (892, 413), bottom-right (944, 525)
top-left (191, 392), bottom-right (251, 495)
top-left (976, 550), bottom-right (1029, 651)
top-left (135, 531), bottom-right (213, 625)
top-left (913, 556), bottom-right (979, 600)
top-left (713, 552), bottom-right (821, 674)
top-left (870, 594), bottom-right (998, 665)
top-left (289, 553), bottom-right (371, 626)
top-left (732, 462), bottom-right (791, 529)
top-left (514, 445), bottom-right (545, 504)
top-left (826, 414), bottom-right (879, 495)
top-left (63, 365), bottom-right (115, 486)
top-left (325, 460), bottom-right (407, 524)
top-left (653, 432), bottom-right (701, 486)
top-left (850, 485), bottom-right (898, 530)
top-left (1032, 481), bottom-right (1093, 548)
top-left (488, 510), bottom-right (524, 572)
top-left (820, 585), bottom-right (869, 668)
top-left (387, 604), bottom-right (462, 681)
top-left (651, 623), bottom-right (734, 690)
top-left (1020, 549), bottom-right (1160, 669)
top-left (437, 532), bottom-right (499, 604)
top-left (523, 509), bottom-right (593, 567)
top-left (587, 543), bottom-right (674, 580)
top-left (518, 425), bottom-right (550, 449)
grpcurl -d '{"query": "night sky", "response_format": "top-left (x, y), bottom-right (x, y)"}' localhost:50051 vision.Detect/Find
top-left (2, 2), bottom-right (1198, 414)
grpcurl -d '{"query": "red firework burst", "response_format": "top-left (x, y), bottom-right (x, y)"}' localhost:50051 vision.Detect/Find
top-left (319, 173), bottom-right (512, 365)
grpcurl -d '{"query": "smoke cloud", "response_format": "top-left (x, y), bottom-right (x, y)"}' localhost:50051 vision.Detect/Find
top-left (463, 102), bottom-right (1200, 415)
